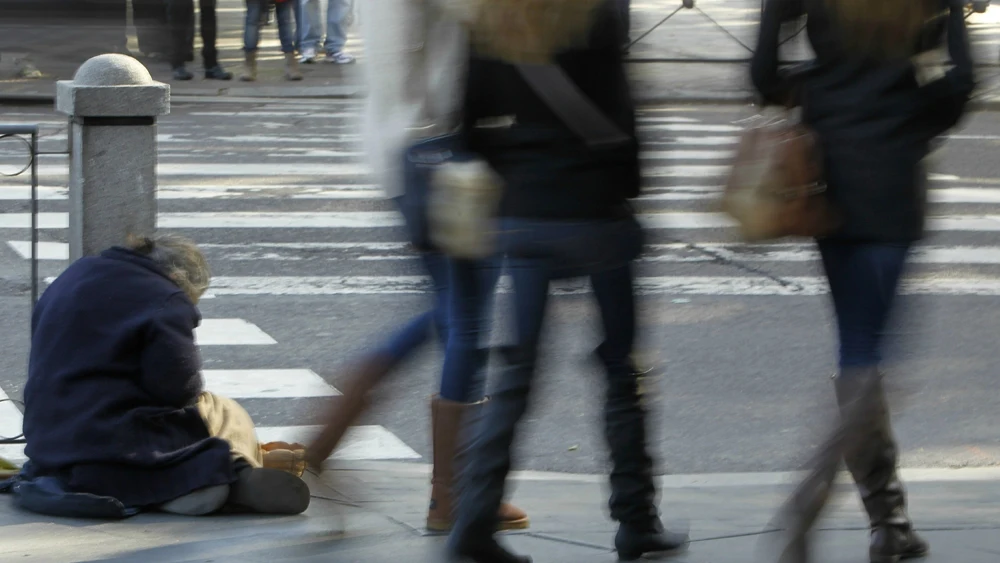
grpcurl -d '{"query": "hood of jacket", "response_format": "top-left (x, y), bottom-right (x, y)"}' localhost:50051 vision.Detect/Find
top-left (437, 0), bottom-right (605, 64)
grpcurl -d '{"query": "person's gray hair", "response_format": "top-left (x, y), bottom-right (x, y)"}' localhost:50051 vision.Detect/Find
top-left (125, 234), bottom-right (211, 303)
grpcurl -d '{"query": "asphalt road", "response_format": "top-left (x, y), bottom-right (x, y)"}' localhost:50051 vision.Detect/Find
top-left (1, 99), bottom-right (998, 475)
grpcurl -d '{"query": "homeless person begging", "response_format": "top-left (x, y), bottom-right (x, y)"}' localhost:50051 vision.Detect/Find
top-left (11, 235), bottom-right (310, 518)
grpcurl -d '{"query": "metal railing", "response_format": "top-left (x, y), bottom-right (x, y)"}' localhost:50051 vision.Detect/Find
top-left (626, 0), bottom-right (995, 66)
top-left (0, 123), bottom-right (56, 311)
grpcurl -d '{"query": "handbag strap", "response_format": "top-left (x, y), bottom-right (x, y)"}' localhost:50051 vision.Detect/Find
top-left (515, 63), bottom-right (631, 149)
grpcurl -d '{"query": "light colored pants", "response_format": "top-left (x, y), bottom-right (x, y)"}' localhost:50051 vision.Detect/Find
top-left (297, 0), bottom-right (351, 53)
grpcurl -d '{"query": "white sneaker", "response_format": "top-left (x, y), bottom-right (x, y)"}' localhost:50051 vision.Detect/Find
top-left (324, 51), bottom-right (355, 64)
top-left (299, 47), bottom-right (317, 64)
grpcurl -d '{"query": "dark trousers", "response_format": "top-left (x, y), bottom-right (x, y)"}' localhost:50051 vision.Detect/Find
top-left (449, 217), bottom-right (655, 547)
top-left (168, 0), bottom-right (218, 68)
top-left (134, 0), bottom-right (169, 54)
top-left (618, 0), bottom-right (631, 43)
top-left (818, 240), bottom-right (911, 370)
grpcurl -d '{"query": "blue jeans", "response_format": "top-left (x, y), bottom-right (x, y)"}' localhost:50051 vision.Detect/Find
top-left (371, 198), bottom-right (500, 403)
top-left (296, 0), bottom-right (350, 53)
top-left (244, 0), bottom-right (296, 53)
top-left (818, 240), bottom-right (911, 370)
top-left (439, 257), bottom-right (502, 402)
top-left (450, 217), bottom-right (655, 549)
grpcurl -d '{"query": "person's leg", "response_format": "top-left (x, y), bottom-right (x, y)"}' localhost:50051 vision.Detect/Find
top-left (428, 256), bottom-right (528, 533)
top-left (135, 0), bottom-right (164, 54)
top-left (198, 0), bottom-right (218, 67)
top-left (592, 264), bottom-right (687, 560)
top-left (779, 240), bottom-right (922, 563)
top-left (159, 485), bottom-right (231, 515)
top-left (322, 0), bottom-right (354, 63)
top-left (296, 0), bottom-right (322, 61)
top-left (166, 0), bottom-right (195, 78)
top-left (439, 258), bottom-right (494, 404)
top-left (618, 0), bottom-right (631, 47)
top-left (199, 0), bottom-right (231, 78)
top-left (447, 256), bottom-right (547, 563)
top-left (273, 1), bottom-right (303, 79)
top-left (819, 241), bottom-right (926, 562)
top-left (306, 247), bottom-right (449, 470)
top-left (241, 0), bottom-right (263, 81)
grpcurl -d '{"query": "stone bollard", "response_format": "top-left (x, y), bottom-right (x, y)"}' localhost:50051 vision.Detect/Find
top-left (55, 54), bottom-right (170, 261)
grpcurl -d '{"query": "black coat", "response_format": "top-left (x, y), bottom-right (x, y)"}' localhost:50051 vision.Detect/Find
top-left (751, 0), bottom-right (974, 242)
top-left (23, 247), bottom-right (235, 508)
top-left (463, 0), bottom-right (640, 221)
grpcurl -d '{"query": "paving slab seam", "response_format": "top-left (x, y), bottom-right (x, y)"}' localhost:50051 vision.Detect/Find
top-left (520, 532), bottom-right (613, 552)
top-left (326, 462), bottom-right (1000, 487)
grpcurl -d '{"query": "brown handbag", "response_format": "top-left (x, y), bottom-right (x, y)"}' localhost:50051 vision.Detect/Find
top-left (721, 111), bottom-right (839, 241)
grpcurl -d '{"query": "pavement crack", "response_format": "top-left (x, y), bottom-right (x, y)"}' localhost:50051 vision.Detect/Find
top-left (521, 532), bottom-right (613, 552)
top-left (665, 236), bottom-right (808, 292)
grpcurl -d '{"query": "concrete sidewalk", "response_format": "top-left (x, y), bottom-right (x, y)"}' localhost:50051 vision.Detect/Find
top-left (3, 463), bottom-right (1000, 562)
top-left (4, 0), bottom-right (1000, 107)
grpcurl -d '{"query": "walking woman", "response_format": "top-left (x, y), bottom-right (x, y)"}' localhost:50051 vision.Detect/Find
top-left (446, 1), bottom-right (688, 562)
top-left (304, 0), bottom-right (528, 534)
top-left (751, 1), bottom-right (974, 562)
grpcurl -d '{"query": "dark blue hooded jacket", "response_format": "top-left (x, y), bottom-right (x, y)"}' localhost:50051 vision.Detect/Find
top-left (22, 247), bottom-right (234, 508)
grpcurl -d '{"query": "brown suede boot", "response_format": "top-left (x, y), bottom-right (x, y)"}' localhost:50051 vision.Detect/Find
top-left (304, 354), bottom-right (393, 471)
top-left (426, 396), bottom-right (530, 532)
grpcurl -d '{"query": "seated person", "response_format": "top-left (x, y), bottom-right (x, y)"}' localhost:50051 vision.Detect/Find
top-left (19, 235), bottom-right (309, 516)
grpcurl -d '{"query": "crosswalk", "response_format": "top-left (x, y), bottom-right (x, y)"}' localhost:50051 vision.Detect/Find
top-left (0, 318), bottom-right (420, 464)
top-left (1, 100), bottom-right (999, 465)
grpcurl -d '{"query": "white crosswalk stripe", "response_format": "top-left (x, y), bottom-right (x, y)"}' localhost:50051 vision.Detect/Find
top-left (1, 102), bottom-right (998, 467)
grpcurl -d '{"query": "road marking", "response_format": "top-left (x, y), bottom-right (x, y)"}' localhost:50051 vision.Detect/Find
top-left (639, 124), bottom-right (743, 132)
top-left (195, 319), bottom-right (277, 346)
top-left (256, 425), bottom-right (421, 460)
top-left (6, 241), bottom-right (69, 260)
top-left (636, 116), bottom-right (702, 123)
top-left (187, 111), bottom-right (359, 118)
top-left (7, 212), bottom-right (1000, 231)
top-left (0, 388), bottom-right (24, 462)
top-left (641, 150), bottom-right (735, 160)
top-left (16, 163), bottom-right (368, 177)
top-left (6, 184), bottom-right (1000, 203)
top-left (645, 165), bottom-right (729, 177)
top-left (641, 244), bottom-right (1000, 265)
top-left (342, 461), bottom-right (1000, 487)
top-left (644, 136), bottom-right (739, 146)
top-left (199, 275), bottom-right (1000, 296)
top-left (17, 241), bottom-right (1000, 265)
top-left (202, 369), bottom-right (339, 399)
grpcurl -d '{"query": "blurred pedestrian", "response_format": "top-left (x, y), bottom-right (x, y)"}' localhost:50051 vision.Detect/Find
top-left (167, 0), bottom-right (232, 80)
top-left (296, 0), bottom-right (355, 64)
top-left (241, 0), bottom-right (302, 81)
top-left (443, 1), bottom-right (689, 562)
top-left (134, 0), bottom-right (170, 59)
top-left (19, 235), bottom-right (310, 518)
top-left (618, 0), bottom-right (631, 48)
top-left (751, 1), bottom-right (974, 562)
top-left (303, 0), bottom-right (529, 535)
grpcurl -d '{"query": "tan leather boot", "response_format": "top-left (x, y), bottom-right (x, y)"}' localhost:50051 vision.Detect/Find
top-left (304, 354), bottom-right (392, 470)
top-left (240, 51), bottom-right (257, 82)
top-left (284, 52), bottom-right (303, 81)
top-left (426, 396), bottom-right (530, 532)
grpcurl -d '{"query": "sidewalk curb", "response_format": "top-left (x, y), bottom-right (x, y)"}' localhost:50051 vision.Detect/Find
top-left (327, 460), bottom-right (1000, 488)
top-left (7, 89), bottom-right (1000, 110)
